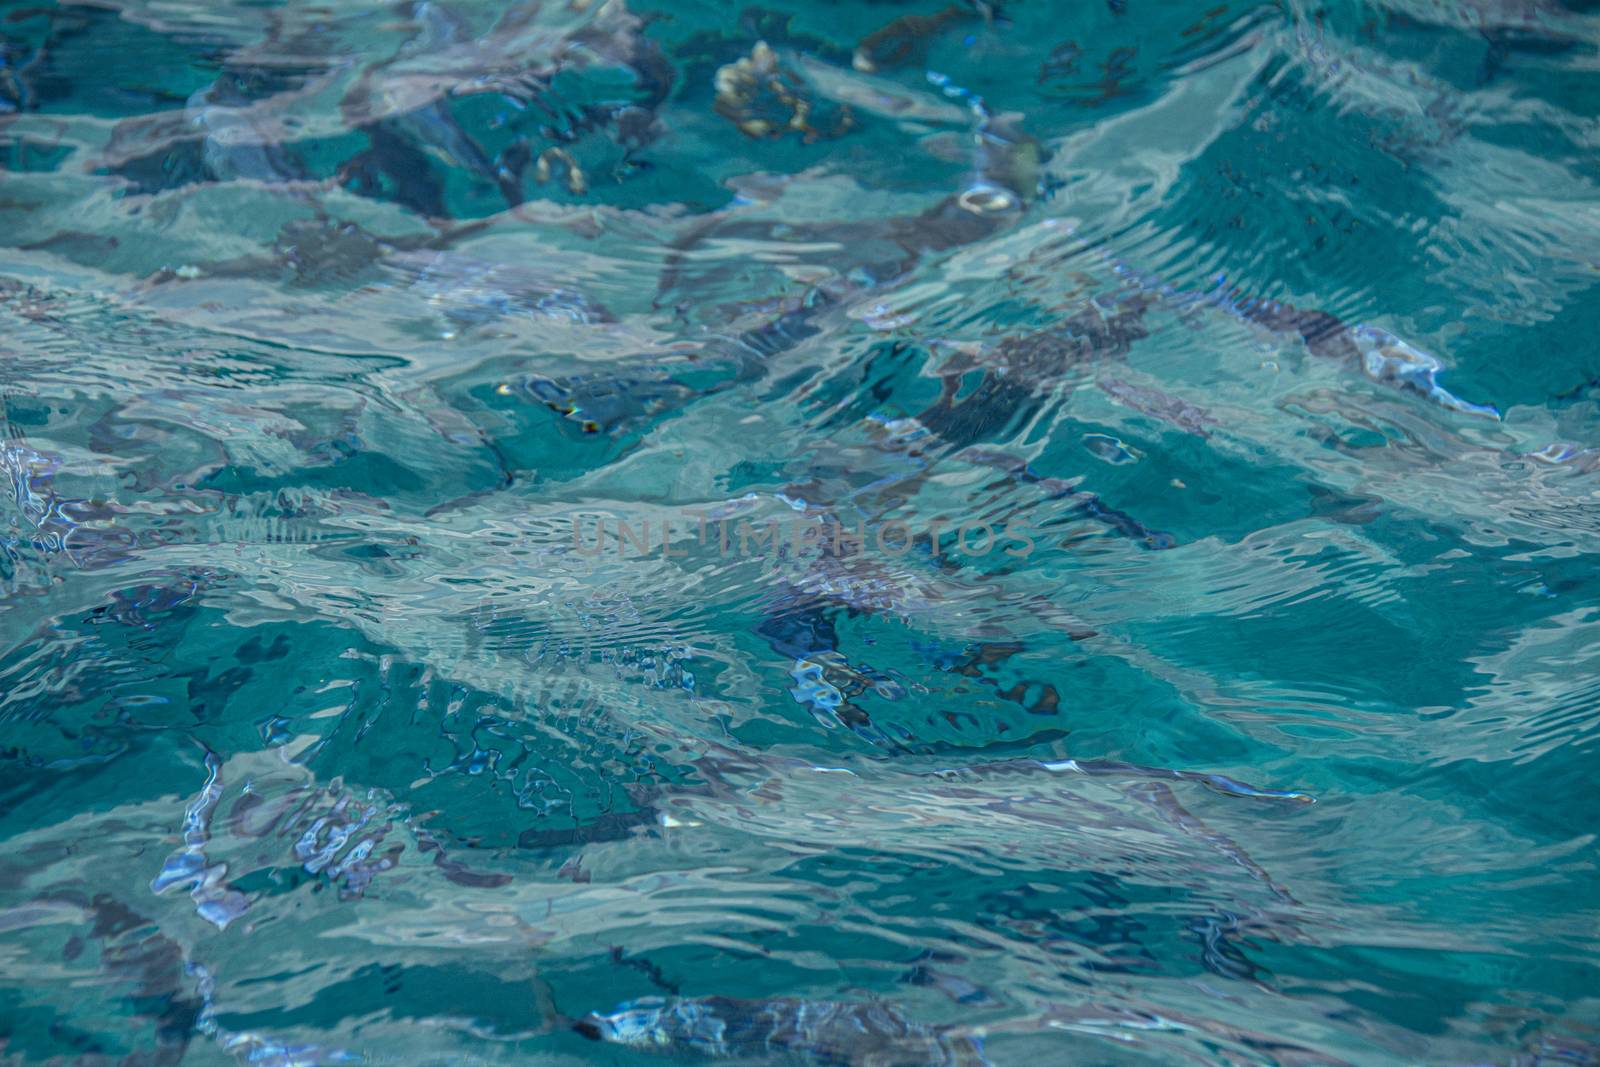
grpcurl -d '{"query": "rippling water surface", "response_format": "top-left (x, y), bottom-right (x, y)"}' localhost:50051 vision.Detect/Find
top-left (3, 0), bottom-right (1599, 1063)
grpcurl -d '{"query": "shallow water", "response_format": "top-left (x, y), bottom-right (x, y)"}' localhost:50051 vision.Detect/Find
top-left (2, 0), bottom-right (1599, 1063)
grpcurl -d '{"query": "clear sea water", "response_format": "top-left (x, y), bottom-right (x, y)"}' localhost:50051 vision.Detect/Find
top-left (2, 0), bottom-right (1599, 1063)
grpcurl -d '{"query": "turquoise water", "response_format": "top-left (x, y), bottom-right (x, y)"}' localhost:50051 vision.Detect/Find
top-left (3, 0), bottom-right (1599, 1062)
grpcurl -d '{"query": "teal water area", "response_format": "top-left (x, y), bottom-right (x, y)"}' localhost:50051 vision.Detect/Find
top-left (2, 0), bottom-right (1599, 1063)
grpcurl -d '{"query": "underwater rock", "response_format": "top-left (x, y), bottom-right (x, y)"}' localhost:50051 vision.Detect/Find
top-left (714, 40), bottom-right (856, 142)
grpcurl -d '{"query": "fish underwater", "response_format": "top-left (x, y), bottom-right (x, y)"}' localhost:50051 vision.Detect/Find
top-left (576, 994), bottom-right (991, 1065)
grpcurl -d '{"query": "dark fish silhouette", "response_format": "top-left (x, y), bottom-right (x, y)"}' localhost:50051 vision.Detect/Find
top-left (853, 4), bottom-right (993, 74)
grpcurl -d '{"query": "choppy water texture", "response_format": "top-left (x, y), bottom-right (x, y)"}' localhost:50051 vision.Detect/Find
top-left (3, 0), bottom-right (1600, 1063)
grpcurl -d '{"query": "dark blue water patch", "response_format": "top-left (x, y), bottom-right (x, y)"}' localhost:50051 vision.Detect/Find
top-left (1, 4), bottom-right (213, 118)
top-left (1449, 282), bottom-right (1600, 411)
